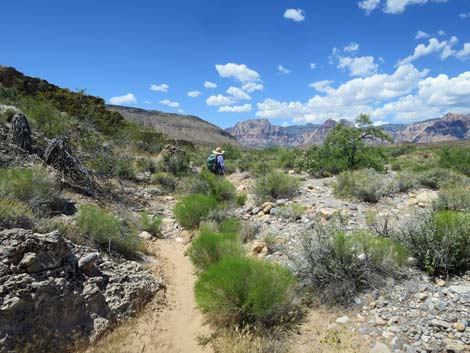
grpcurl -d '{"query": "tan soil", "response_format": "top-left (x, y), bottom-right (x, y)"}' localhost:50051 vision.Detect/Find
top-left (84, 238), bottom-right (212, 353)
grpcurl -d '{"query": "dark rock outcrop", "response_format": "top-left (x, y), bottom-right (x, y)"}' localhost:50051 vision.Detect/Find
top-left (0, 229), bottom-right (163, 353)
top-left (10, 114), bottom-right (32, 152)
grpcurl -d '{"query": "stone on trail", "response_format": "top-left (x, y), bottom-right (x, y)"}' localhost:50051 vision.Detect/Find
top-left (369, 342), bottom-right (391, 353)
top-left (138, 231), bottom-right (153, 240)
top-left (335, 315), bottom-right (351, 324)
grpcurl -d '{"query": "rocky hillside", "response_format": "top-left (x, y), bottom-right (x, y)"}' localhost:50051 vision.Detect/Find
top-left (108, 105), bottom-right (238, 147)
top-left (395, 113), bottom-right (470, 143)
top-left (227, 113), bottom-right (470, 148)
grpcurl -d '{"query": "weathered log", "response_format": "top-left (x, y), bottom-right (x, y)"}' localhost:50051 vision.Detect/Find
top-left (43, 138), bottom-right (99, 197)
top-left (10, 113), bottom-right (32, 152)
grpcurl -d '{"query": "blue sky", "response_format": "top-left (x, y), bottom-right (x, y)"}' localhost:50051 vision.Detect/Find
top-left (1, 0), bottom-right (469, 128)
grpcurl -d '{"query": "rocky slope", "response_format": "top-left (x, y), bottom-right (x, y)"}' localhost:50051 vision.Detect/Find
top-left (227, 113), bottom-right (470, 148)
top-left (0, 229), bottom-right (163, 353)
top-left (107, 105), bottom-right (238, 147)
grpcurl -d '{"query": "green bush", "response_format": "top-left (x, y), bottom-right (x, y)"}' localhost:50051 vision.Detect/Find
top-left (399, 211), bottom-right (470, 275)
top-left (75, 204), bottom-right (143, 257)
top-left (416, 168), bottom-right (469, 190)
top-left (136, 158), bottom-right (156, 173)
top-left (439, 147), bottom-right (470, 176)
top-left (188, 231), bottom-right (244, 272)
top-left (173, 194), bottom-right (218, 229)
top-left (435, 185), bottom-right (470, 211)
top-left (255, 172), bottom-right (300, 201)
top-left (114, 156), bottom-right (136, 179)
top-left (395, 171), bottom-right (417, 192)
top-left (140, 211), bottom-right (162, 236)
top-left (0, 167), bottom-right (59, 215)
top-left (298, 225), bottom-right (407, 304)
top-left (333, 169), bottom-right (397, 203)
top-left (186, 171), bottom-right (237, 202)
top-left (279, 204), bottom-right (305, 220)
top-left (159, 152), bottom-right (190, 176)
top-left (151, 172), bottom-right (177, 191)
top-left (219, 218), bottom-right (242, 234)
top-left (195, 256), bottom-right (296, 327)
top-left (0, 199), bottom-right (35, 229)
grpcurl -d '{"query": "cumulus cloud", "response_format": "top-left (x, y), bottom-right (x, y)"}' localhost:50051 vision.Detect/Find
top-left (187, 90), bottom-right (202, 97)
top-left (206, 94), bottom-right (233, 106)
top-left (109, 93), bottom-right (137, 105)
top-left (456, 44), bottom-right (470, 60)
top-left (397, 36), bottom-right (459, 65)
top-left (309, 80), bottom-right (334, 92)
top-left (309, 63), bottom-right (317, 69)
top-left (359, 0), bottom-right (449, 14)
top-left (338, 56), bottom-right (379, 77)
top-left (150, 83), bottom-right (169, 92)
top-left (344, 42), bottom-right (360, 53)
top-left (215, 63), bottom-right (261, 83)
top-left (283, 8), bottom-right (305, 22)
top-left (277, 65), bottom-right (291, 75)
top-left (226, 87), bottom-right (251, 100)
top-left (218, 104), bottom-right (252, 113)
top-left (460, 12), bottom-right (470, 19)
top-left (256, 64), bottom-right (430, 123)
top-left (160, 99), bottom-right (180, 108)
top-left (415, 30), bottom-right (430, 39)
top-left (204, 81), bottom-right (217, 89)
top-left (242, 82), bottom-right (264, 92)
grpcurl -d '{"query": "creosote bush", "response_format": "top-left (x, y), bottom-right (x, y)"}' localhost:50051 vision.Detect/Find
top-left (195, 256), bottom-right (297, 328)
top-left (188, 231), bottom-right (244, 272)
top-left (151, 172), bottom-right (177, 192)
top-left (0, 199), bottom-right (35, 229)
top-left (255, 172), bottom-right (300, 201)
top-left (140, 211), bottom-right (162, 236)
top-left (435, 185), bottom-right (470, 211)
top-left (185, 171), bottom-right (237, 202)
top-left (334, 169), bottom-right (397, 203)
top-left (398, 211), bottom-right (470, 275)
top-left (173, 194), bottom-right (218, 229)
top-left (416, 168), bottom-right (469, 190)
top-left (75, 204), bottom-right (143, 257)
top-left (298, 225), bottom-right (407, 304)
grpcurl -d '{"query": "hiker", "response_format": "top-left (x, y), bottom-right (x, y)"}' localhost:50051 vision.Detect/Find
top-left (206, 147), bottom-right (226, 175)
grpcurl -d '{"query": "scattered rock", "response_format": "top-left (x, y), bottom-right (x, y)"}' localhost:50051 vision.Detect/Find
top-left (138, 231), bottom-right (153, 240)
top-left (336, 315), bottom-right (351, 324)
top-left (369, 342), bottom-right (391, 353)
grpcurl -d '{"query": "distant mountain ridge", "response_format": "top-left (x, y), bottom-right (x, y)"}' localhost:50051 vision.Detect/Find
top-left (227, 113), bottom-right (470, 148)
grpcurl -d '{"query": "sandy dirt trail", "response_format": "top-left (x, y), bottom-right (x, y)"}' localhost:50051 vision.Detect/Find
top-left (86, 238), bottom-right (212, 353)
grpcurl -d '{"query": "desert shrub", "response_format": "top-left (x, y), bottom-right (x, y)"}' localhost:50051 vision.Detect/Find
top-left (416, 168), bottom-right (469, 190)
top-left (188, 231), bottom-right (244, 272)
top-left (236, 193), bottom-right (247, 206)
top-left (195, 256), bottom-right (297, 327)
top-left (439, 147), bottom-right (470, 176)
top-left (0, 167), bottom-right (59, 215)
top-left (159, 152), bottom-right (190, 176)
top-left (114, 156), bottom-right (136, 179)
top-left (173, 194), bottom-right (218, 229)
top-left (75, 204), bottom-right (143, 257)
top-left (279, 204), bottom-right (306, 220)
top-left (219, 218), bottom-right (242, 234)
top-left (298, 225), bottom-right (407, 304)
top-left (0, 107), bottom-right (18, 123)
top-left (398, 211), bottom-right (470, 275)
top-left (435, 185), bottom-right (470, 211)
top-left (151, 172), bottom-right (177, 191)
top-left (186, 171), bottom-right (237, 202)
top-left (140, 211), bottom-right (162, 236)
top-left (333, 169), bottom-right (397, 203)
top-left (221, 143), bottom-right (243, 161)
top-left (390, 150), bottom-right (438, 173)
top-left (255, 172), bottom-right (300, 201)
top-left (136, 157), bottom-right (156, 173)
top-left (0, 199), bottom-right (35, 229)
top-left (240, 221), bottom-right (261, 243)
top-left (395, 171), bottom-right (417, 192)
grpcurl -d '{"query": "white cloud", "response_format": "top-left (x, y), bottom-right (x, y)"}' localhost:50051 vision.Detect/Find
top-left (109, 93), bottom-right (137, 105)
top-left (204, 81), bottom-right (217, 89)
top-left (178, 109), bottom-right (185, 114)
top-left (242, 82), bottom-right (264, 92)
top-left (187, 90), bottom-right (202, 97)
top-left (418, 71), bottom-right (470, 107)
top-left (160, 99), bottom-right (180, 108)
top-left (338, 55), bottom-right (379, 77)
top-left (460, 12), bottom-right (470, 19)
top-left (415, 30), bottom-right (430, 39)
top-left (309, 80), bottom-right (334, 92)
top-left (344, 42), bottom-right (360, 53)
top-left (256, 64), bottom-right (429, 123)
top-left (309, 63), bottom-right (317, 69)
top-left (226, 87), bottom-right (251, 100)
top-left (397, 36), bottom-right (461, 65)
top-left (150, 83), bottom-right (169, 92)
top-left (359, 0), bottom-right (449, 14)
top-left (277, 65), bottom-right (291, 75)
top-left (283, 8), bottom-right (305, 22)
top-left (215, 63), bottom-right (261, 82)
top-left (206, 94), bottom-right (233, 106)
top-left (358, 0), bottom-right (381, 14)
top-left (456, 43), bottom-right (470, 60)
top-left (218, 104), bottom-right (252, 113)
top-left (437, 30), bottom-right (446, 36)
top-left (144, 100), bottom-right (152, 105)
